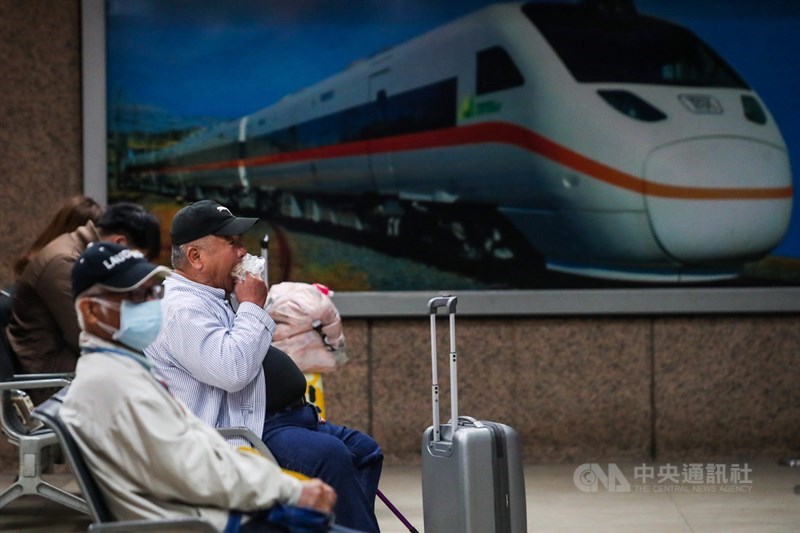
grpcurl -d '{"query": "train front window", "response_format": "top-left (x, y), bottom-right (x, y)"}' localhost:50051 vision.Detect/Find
top-left (522, 3), bottom-right (748, 88)
top-left (476, 46), bottom-right (525, 95)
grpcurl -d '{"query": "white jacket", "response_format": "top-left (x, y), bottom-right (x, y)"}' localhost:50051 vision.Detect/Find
top-left (61, 334), bottom-right (302, 530)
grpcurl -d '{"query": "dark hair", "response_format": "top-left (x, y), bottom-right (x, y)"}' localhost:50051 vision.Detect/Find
top-left (96, 203), bottom-right (162, 261)
top-left (14, 195), bottom-right (104, 277)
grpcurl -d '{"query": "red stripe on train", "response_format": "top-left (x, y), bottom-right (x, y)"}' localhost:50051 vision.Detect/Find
top-left (143, 121), bottom-right (793, 201)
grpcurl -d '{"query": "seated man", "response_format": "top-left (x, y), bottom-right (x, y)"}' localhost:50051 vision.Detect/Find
top-left (8, 202), bottom-right (161, 382)
top-left (64, 241), bottom-right (344, 532)
top-left (145, 200), bottom-right (383, 533)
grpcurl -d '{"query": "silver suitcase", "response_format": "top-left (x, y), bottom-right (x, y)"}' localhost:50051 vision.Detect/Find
top-left (421, 296), bottom-right (527, 532)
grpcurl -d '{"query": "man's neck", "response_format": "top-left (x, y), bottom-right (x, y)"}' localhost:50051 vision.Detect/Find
top-left (80, 331), bottom-right (140, 356)
top-left (174, 268), bottom-right (229, 295)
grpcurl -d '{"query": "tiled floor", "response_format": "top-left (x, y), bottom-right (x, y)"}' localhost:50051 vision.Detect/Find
top-left (2, 461), bottom-right (799, 532)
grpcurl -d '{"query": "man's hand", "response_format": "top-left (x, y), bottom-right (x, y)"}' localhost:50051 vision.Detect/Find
top-left (296, 478), bottom-right (337, 513)
top-left (234, 272), bottom-right (268, 307)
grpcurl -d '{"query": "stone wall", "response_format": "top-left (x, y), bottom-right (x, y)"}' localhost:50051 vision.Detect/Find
top-left (322, 316), bottom-right (800, 464)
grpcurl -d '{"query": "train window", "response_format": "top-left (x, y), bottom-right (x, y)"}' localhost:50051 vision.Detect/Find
top-left (382, 78), bottom-right (457, 136)
top-left (233, 78), bottom-right (457, 157)
top-left (741, 95), bottom-right (767, 125)
top-left (522, 3), bottom-right (749, 89)
top-left (597, 90), bottom-right (666, 122)
top-left (476, 46), bottom-right (525, 95)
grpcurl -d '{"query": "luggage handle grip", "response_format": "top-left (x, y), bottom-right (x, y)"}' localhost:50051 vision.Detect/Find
top-left (428, 296), bottom-right (458, 443)
top-left (455, 415), bottom-right (484, 429)
top-left (439, 416), bottom-right (484, 433)
top-left (427, 296), bottom-right (457, 314)
top-left (260, 234), bottom-right (269, 288)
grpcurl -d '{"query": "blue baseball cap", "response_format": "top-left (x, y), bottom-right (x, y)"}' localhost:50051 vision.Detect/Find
top-left (72, 241), bottom-right (170, 300)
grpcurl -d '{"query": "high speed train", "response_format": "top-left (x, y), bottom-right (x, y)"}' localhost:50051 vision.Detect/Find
top-left (122, 0), bottom-right (793, 282)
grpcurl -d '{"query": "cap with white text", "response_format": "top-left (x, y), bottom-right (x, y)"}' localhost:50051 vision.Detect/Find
top-left (71, 241), bottom-right (170, 300)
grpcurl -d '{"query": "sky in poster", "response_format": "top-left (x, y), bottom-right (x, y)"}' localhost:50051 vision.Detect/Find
top-left (106, 0), bottom-right (800, 258)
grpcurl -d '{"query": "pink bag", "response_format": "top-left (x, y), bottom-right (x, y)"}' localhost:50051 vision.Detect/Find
top-left (265, 282), bottom-right (347, 373)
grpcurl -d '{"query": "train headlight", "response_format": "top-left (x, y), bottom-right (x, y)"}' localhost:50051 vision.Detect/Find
top-left (597, 90), bottom-right (667, 122)
top-left (741, 95), bottom-right (767, 125)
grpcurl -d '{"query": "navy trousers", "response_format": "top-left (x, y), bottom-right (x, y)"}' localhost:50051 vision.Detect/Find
top-left (262, 404), bottom-right (383, 532)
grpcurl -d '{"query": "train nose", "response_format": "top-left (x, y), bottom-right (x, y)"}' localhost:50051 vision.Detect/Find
top-left (643, 138), bottom-right (793, 263)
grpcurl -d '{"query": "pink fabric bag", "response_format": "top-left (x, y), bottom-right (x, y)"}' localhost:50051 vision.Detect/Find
top-left (265, 282), bottom-right (347, 373)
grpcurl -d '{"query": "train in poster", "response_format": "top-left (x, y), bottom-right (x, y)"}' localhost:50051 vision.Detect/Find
top-left (121, 0), bottom-right (793, 282)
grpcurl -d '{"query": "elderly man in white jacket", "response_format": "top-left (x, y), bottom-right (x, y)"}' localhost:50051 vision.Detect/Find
top-left (62, 241), bottom-right (352, 532)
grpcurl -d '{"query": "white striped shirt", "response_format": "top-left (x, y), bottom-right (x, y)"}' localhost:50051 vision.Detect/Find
top-left (145, 273), bottom-right (275, 445)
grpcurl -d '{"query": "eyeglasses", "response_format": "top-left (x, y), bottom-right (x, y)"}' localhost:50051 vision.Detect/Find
top-left (94, 284), bottom-right (164, 307)
top-left (127, 284), bottom-right (165, 304)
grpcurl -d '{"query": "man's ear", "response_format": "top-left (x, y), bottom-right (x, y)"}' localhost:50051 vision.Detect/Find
top-left (78, 298), bottom-right (97, 325)
top-left (77, 298), bottom-right (106, 339)
top-left (185, 244), bottom-right (203, 270)
top-left (107, 234), bottom-right (128, 246)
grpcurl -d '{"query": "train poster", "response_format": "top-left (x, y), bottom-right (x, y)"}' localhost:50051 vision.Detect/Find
top-left (98, 0), bottom-right (800, 297)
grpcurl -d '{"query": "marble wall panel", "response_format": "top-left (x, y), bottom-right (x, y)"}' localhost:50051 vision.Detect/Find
top-left (367, 317), bottom-right (652, 464)
top-left (654, 315), bottom-right (800, 461)
top-left (0, 0), bottom-right (83, 285)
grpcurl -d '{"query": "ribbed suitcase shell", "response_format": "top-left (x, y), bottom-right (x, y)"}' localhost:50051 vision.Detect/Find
top-left (421, 296), bottom-right (527, 532)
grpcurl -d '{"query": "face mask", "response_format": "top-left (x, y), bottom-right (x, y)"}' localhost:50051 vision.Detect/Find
top-left (95, 299), bottom-right (163, 352)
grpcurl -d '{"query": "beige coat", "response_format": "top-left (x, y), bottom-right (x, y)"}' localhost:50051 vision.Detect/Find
top-left (61, 335), bottom-right (302, 530)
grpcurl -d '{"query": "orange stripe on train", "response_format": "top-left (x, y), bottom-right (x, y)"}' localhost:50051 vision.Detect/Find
top-left (155, 121), bottom-right (793, 201)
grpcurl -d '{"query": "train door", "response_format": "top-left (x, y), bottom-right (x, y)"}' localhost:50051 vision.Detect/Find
top-left (237, 116), bottom-right (250, 191)
top-left (368, 69), bottom-right (395, 194)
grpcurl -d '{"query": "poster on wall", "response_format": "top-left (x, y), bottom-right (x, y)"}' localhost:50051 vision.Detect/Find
top-left (102, 0), bottom-right (799, 298)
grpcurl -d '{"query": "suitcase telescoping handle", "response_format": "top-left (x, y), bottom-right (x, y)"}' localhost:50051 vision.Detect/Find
top-left (427, 295), bottom-right (458, 443)
top-left (260, 234), bottom-right (269, 287)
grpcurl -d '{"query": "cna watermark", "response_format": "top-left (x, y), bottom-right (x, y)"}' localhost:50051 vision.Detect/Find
top-left (573, 463), bottom-right (753, 494)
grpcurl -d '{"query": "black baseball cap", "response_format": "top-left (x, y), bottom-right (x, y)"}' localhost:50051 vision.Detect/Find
top-left (72, 242), bottom-right (171, 300)
top-left (170, 200), bottom-right (259, 246)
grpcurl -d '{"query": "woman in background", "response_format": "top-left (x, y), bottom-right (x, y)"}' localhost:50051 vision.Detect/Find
top-left (13, 195), bottom-right (103, 277)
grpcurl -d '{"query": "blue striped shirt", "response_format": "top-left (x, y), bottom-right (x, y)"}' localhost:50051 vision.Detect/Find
top-left (144, 273), bottom-right (275, 445)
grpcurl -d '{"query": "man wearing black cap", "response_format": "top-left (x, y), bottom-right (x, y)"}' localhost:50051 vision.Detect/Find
top-left (63, 241), bottom-right (340, 531)
top-left (145, 200), bottom-right (382, 533)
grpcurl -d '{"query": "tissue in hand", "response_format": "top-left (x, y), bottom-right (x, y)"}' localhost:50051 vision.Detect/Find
top-left (231, 254), bottom-right (265, 282)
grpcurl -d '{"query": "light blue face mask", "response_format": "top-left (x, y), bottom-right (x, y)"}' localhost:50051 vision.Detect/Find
top-left (116, 299), bottom-right (163, 351)
top-left (95, 299), bottom-right (163, 352)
